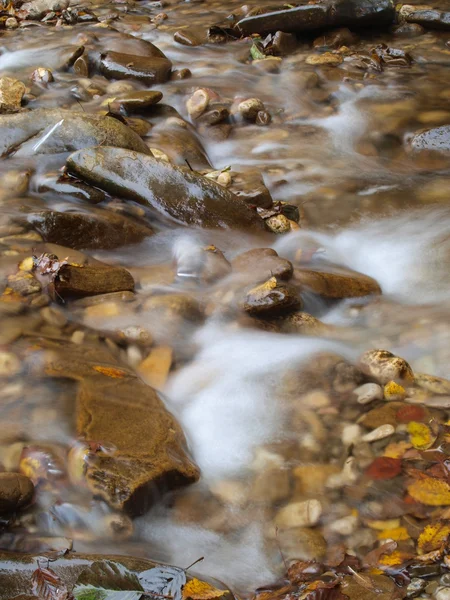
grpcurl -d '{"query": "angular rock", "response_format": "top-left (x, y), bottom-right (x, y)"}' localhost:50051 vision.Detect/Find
top-left (18, 0), bottom-right (68, 20)
top-left (27, 210), bottom-right (154, 250)
top-left (66, 147), bottom-right (265, 231)
top-left (54, 263), bottom-right (135, 298)
top-left (111, 90), bottom-right (163, 112)
top-left (410, 125), bottom-right (450, 153)
top-left (293, 267), bottom-right (381, 298)
top-left (0, 473), bottom-right (34, 514)
top-left (100, 52), bottom-right (172, 85)
top-left (0, 78), bottom-right (26, 114)
top-left (0, 109), bottom-right (149, 158)
top-left (406, 9), bottom-right (450, 30)
top-left (234, 0), bottom-right (395, 36)
top-left (242, 276), bottom-right (302, 316)
top-left (41, 340), bottom-right (199, 515)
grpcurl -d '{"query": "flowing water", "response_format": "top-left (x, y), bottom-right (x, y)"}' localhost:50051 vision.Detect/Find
top-left (1, 0), bottom-right (450, 596)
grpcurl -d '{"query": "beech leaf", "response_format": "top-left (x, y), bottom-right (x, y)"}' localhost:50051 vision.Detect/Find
top-left (139, 566), bottom-right (187, 600)
top-left (73, 561), bottom-right (144, 600)
top-left (31, 566), bottom-right (72, 600)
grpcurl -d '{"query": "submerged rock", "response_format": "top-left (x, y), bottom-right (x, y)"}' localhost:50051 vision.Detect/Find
top-left (100, 52), bottom-right (172, 85)
top-left (242, 276), bottom-right (302, 315)
top-left (0, 473), bottom-right (34, 514)
top-left (234, 0), bottom-right (395, 36)
top-left (66, 146), bottom-right (265, 230)
top-left (0, 78), bottom-right (26, 114)
top-left (41, 341), bottom-right (199, 515)
top-left (0, 109), bottom-right (149, 158)
top-left (28, 209), bottom-right (154, 250)
top-left (54, 263), bottom-right (135, 298)
top-left (358, 349), bottom-right (415, 385)
top-left (410, 125), bottom-right (450, 153)
top-left (232, 248), bottom-right (293, 282)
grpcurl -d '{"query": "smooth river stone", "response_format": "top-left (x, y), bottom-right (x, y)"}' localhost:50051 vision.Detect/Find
top-left (0, 109), bottom-right (150, 158)
top-left (99, 51), bottom-right (172, 85)
top-left (292, 267), bottom-right (381, 298)
top-left (410, 125), bottom-right (450, 153)
top-left (66, 146), bottom-right (266, 231)
top-left (234, 0), bottom-right (395, 36)
top-left (406, 9), bottom-right (450, 30)
top-left (41, 340), bottom-right (200, 516)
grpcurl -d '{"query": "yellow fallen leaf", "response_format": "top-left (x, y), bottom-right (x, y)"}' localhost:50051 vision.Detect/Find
top-left (182, 579), bottom-right (227, 600)
top-left (407, 421), bottom-right (435, 450)
top-left (383, 381), bottom-right (406, 401)
top-left (92, 365), bottom-right (128, 378)
top-left (417, 522), bottom-right (450, 555)
top-left (378, 526), bottom-right (410, 541)
top-left (407, 478), bottom-right (450, 506)
top-left (366, 519), bottom-right (400, 531)
top-left (378, 550), bottom-right (410, 567)
top-left (384, 440), bottom-right (412, 459)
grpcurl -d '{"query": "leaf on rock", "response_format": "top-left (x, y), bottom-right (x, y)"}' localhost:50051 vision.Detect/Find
top-left (417, 521), bottom-right (450, 554)
top-left (250, 42), bottom-right (265, 60)
top-left (407, 477), bottom-right (450, 506)
top-left (182, 579), bottom-right (227, 600)
top-left (139, 566), bottom-right (187, 600)
top-left (31, 566), bottom-right (72, 600)
top-left (73, 560), bottom-right (144, 600)
top-left (395, 405), bottom-right (427, 424)
top-left (407, 421), bottom-right (436, 450)
top-left (365, 457), bottom-right (401, 480)
top-left (383, 441), bottom-right (412, 459)
top-left (92, 366), bottom-right (128, 378)
top-left (363, 541), bottom-right (397, 567)
top-left (287, 561), bottom-right (324, 584)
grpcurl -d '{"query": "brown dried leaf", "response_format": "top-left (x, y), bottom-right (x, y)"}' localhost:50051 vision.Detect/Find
top-left (31, 566), bottom-right (72, 600)
top-left (364, 541), bottom-right (397, 567)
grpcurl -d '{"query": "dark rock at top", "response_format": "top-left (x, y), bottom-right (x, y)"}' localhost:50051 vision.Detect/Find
top-left (406, 9), bottom-right (450, 30)
top-left (234, 0), bottom-right (395, 36)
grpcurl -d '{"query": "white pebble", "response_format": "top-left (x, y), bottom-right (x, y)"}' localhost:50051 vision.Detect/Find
top-left (342, 424), bottom-right (362, 446)
top-left (362, 424), bottom-right (395, 442)
top-left (354, 383), bottom-right (383, 404)
top-left (435, 587), bottom-right (450, 600)
top-left (275, 499), bottom-right (322, 529)
top-left (329, 514), bottom-right (358, 536)
top-left (424, 396), bottom-right (450, 409)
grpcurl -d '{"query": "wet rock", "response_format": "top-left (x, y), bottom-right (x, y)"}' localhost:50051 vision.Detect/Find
top-left (280, 311), bottom-right (329, 334)
top-left (186, 88), bottom-right (217, 120)
top-left (0, 109), bottom-right (150, 158)
top-left (41, 341), bottom-right (199, 515)
top-left (74, 54), bottom-right (89, 77)
top-left (0, 473), bottom-right (34, 514)
top-left (0, 78), bottom-right (26, 114)
top-left (67, 146), bottom-right (265, 231)
top-left (359, 349), bottom-right (415, 385)
top-left (111, 90), bottom-right (163, 112)
top-left (271, 31), bottom-right (297, 55)
top-left (410, 125), bottom-right (450, 154)
top-left (5, 17), bottom-right (18, 29)
top-left (292, 267), bottom-right (381, 298)
top-left (18, 0), bottom-right (68, 20)
top-left (234, 0), bottom-right (395, 36)
top-left (406, 9), bottom-right (450, 30)
top-left (393, 22), bottom-right (425, 36)
top-left (232, 248), bottom-right (293, 282)
top-left (242, 276), bottom-right (302, 316)
top-left (174, 26), bottom-right (207, 46)
top-left (53, 263), bottom-right (135, 298)
top-left (230, 169), bottom-right (273, 208)
top-left (196, 103), bottom-right (230, 126)
top-left (30, 68), bottom-right (54, 85)
top-left (28, 209), bottom-right (154, 250)
top-left (150, 120), bottom-right (211, 170)
top-left (238, 98), bottom-right (266, 121)
top-left (265, 213), bottom-right (291, 232)
top-left (353, 382), bottom-right (383, 404)
top-left (99, 52), bottom-right (172, 85)
top-left (415, 373), bottom-right (450, 395)
top-left (176, 245), bottom-right (231, 283)
top-left (306, 52), bottom-right (343, 66)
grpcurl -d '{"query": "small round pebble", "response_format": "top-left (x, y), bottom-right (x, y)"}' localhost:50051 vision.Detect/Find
top-left (362, 424), bottom-right (395, 442)
top-left (354, 382), bottom-right (383, 404)
top-left (0, 472), bottom-right (34, 514)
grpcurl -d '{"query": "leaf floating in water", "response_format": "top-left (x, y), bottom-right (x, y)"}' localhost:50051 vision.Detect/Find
top-left (365, 457), bottom-right (401, 480)
top-left (250, 42), bottom-right (265, 61)
top-left (182, 579), bottom-right (227, 600)
top-left (407, 421), bottom-right (436, 450)
top-left (31, 565), bottom-right (72, 600)
top-left (139, 566), bottom-right (187, 600)
top-left (73, 560), bottom-right (144, 600)
top-left (417, 521), bottom-right (450, 554)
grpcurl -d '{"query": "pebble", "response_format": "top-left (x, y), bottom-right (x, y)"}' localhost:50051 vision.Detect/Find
top-left (138, 345), bottom-right (173, 390)
top-left (306, 52), bottom-right (343, 66)
top-left (328, 514), bottom-right (358, 536)
top-left (353, 382), bottom-right (383, 404)
top-left (341, 424), bottom-right (362, 446)
top-left (186, 88), bottom-right (212, 119)
top-left (359, 349), bottom-right (415, 384)
top-left (362, 424), bottom-right (395, 442)
top-left (0, 77), bottom-right (26, 113)
top-left (30, 68), bottom-right (54, 85)
top-left (275, 499), bottom-right (323, 529)
top-left (5, 17), bottom-right (18, 28)
top-left (435, 588), bottom-right (450, 600)
top-left (423, 396), bottom-right (450, 408)
top-left (265, 214), bottom-right (291, 233)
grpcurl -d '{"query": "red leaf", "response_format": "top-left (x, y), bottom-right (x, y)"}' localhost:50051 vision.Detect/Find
top-left (287, 561), bottom-right (324, 584)
top-left (31, 566), bottom-right (72, 600)
top-left (396, 405), bottom-right (427, 424)
top-left (365, 457), bottom-right (402, 480)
